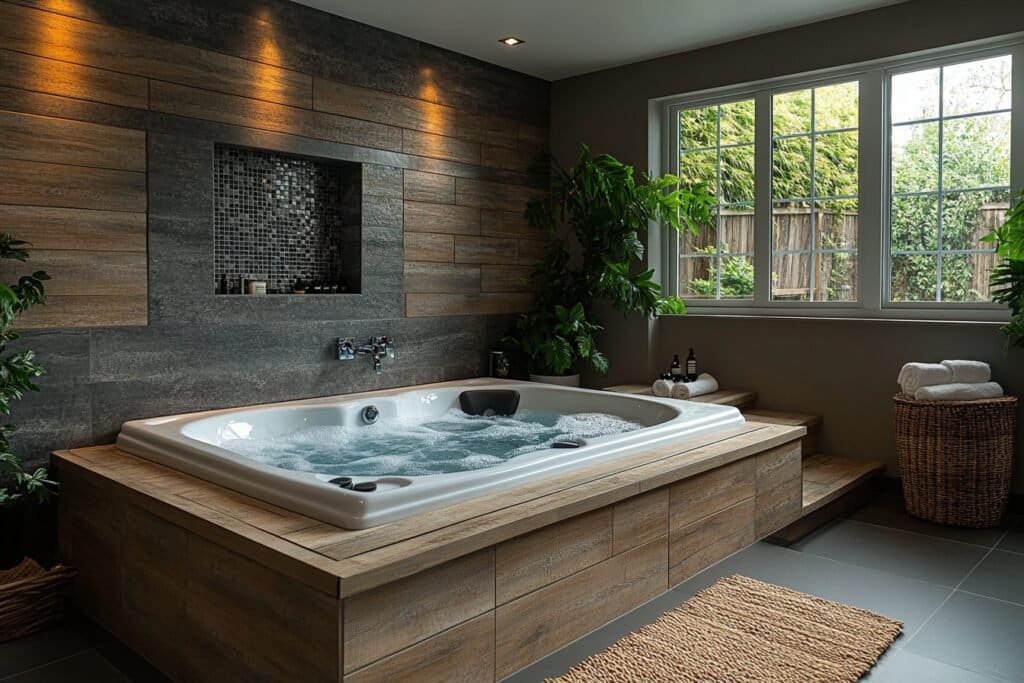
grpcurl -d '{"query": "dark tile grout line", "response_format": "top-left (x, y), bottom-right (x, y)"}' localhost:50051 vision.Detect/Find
top-left (849, 516), bottom-right (1019, 553)
top-left (0, 648), bottom-right (92, 682)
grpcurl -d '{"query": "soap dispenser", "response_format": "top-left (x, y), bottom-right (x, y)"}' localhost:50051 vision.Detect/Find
top-left (686, 348), bottom-right (697, 382)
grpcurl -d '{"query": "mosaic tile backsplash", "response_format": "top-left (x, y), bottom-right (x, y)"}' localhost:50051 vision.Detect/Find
top-left (214, 145), bottom-right (361, 294)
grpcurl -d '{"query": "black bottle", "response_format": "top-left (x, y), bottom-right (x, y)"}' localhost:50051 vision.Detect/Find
top-left (686, 348), bottom-right (697, 382)
top-left (670, 354), bottom-right (683, 383)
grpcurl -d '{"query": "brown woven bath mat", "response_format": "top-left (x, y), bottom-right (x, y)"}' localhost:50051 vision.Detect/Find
top-left (549, 575), bottom-right (902, 682)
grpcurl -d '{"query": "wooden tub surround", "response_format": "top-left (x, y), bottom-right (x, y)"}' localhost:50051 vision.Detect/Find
top-left (54, 420), bottom-right (804, 682)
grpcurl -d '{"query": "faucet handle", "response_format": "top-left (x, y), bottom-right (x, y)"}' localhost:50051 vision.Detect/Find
top-left (337, 337), bottom-right (356, 360)
top-left (382, 336), bottom-right (395, 359)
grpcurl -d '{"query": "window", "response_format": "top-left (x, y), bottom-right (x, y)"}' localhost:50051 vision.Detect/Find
top-left (772, 82), bottom-right (859, 302)
top-left (889, 55), bottom-right (1012, 303)
top-left (677, 99), bottom-right (755, 300)
top-left (663, 38), bottom-right (1021, 319)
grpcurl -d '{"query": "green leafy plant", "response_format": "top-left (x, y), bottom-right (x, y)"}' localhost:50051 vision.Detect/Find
top-left (506, 303), bottom-right (608, 376)
top-left (509, 145), bottom-right (714, 376)
top-left (685, 246), bottom-right (755, 299)
top-left (983, 190), bottom-right (1024, 349)
top-left (0, 234), bottom-right (52, 505)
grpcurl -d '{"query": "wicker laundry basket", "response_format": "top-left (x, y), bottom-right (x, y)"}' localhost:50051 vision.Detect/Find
top-left (893, 394), bottom-right (1017, 528)
top-left (0, 558), bottom-right (76, 642)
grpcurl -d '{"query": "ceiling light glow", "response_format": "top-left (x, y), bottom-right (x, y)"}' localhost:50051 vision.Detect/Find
top-left (499, 36), bottom-right (524, 46)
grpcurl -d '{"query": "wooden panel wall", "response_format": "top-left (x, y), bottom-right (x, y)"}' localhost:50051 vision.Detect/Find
top-left (0, 0), bottom-right (547, 328)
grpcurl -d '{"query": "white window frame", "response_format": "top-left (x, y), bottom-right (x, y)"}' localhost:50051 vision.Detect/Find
top-left (658, 35), bottom-right (1024, 321)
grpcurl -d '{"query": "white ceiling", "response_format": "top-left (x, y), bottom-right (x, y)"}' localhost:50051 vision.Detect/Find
top-left (293, 0), bottom-right (907, 80)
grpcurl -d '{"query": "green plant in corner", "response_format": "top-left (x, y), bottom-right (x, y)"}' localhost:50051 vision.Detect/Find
top-left (0, 234), bottom-right (52, 505)
top-left (507, 145), bottom-right (715, 377)
top-left (506, 303), bottom-right (608, 377)
top-left (983, 190), bottom-right (1024, 349)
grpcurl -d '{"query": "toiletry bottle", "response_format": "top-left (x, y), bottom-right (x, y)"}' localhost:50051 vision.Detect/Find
top-left (671, 354), bottom-right (683, 383)
top-left (686, 348), bottom-right (697, 382)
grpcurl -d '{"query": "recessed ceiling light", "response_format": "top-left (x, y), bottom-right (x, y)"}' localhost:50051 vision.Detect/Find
top-left (499, 36), bottom-right (524, 47)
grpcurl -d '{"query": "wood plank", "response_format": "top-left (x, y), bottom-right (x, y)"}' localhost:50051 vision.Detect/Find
top-left (150, 81), bottom-right (401, 152)
top-left (0, 3), bottom-right (312, 108)
top-left (612, 487), bottom-right (668, 555)
top-left (0, 206), bottom-right (146, 251)
top-left (494, 538), bottom-right (667, 679)
top-left (0, 249), bottom-right (146, 297)
top-left (0, 110), bottom-right (145, 171)
top-left (669, 498), bottom-right (756, 586)
top-left (495, 508), bottom-right (613, 605)
top-left (343, 549), bottom-right (494, 673)
top-left (0, 49), bottom-right (148, 109)
top-left (755, 444), bottom-right (803, 537)
top-left (313, 79), bottom-right (457, 136)
top-left (404, 201), bottom-right (479, 235)
top-left (801, 455), bottom-right (885, 515)
top-left (343, 613), bottom-right (494, 683)
top-left (404, 232), bottom-right (454, 263)
top-left (15, 294), bottom-right (147, 328)
top-left (669, 457), bottom-right (755, 530)
top-left (403, 170), bottom-right (455, 204)
top-left (454, 236), bottom-right (518, 265)
top-left (455, 177), bottom-right (540, 212)
top-left (742, 408), bottom-right (822, 429)
top-left (481, 143), bottom-right (538, 173)
top-left (690, 389), bottom-right (758, 408)
top-left (402, 129), bottom-right (480, 165)
top-left (480, 264), bottom-right (534, 293)
top-left (517, 238), bottom-right (546, 265)
top-left (405, 292), bottom-right (532, 317)
top-left (0, 159), bottom-right (145, 212)
top-left (481, 209), bottom-right (543, 239)
top-left (403, 262), bottom-right (480, 293)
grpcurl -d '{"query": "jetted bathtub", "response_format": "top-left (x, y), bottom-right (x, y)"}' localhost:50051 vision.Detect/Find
top-left (117, 378), bottom-right (744, 529)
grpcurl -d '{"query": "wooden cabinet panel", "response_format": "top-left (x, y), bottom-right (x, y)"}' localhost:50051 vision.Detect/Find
top-left (0, 110), bottom-right (145, 171)
top-left (669, 498), bottom-right (756, 586)
top-left (0, 49), bottom-right (148, 109)
top-left (669, 457), bottom-right (755, 530)
top-left (0, 159), bottom-right (146, 212)
top-left (343, 549), bottom-right (495, 673)
top-left (495, 538), bottom-right (667, 679)
top-left (755, 443), bottom-right (803, 538)
top-left (613, 487), bottom-right (669, 555)
top-left (344, 613), bottom-right (494, 683)
top-left (404, 201), bottom-right (479, 235)
top-left (496, 508), bottom-right (613, 605)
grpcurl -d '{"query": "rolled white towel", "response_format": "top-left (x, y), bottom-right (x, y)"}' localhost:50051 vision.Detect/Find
top-left (941, 360), bottom-right (991, 384)
top-left (914, 382), bottom-right (1003, 402)
top-left (898, 362), bottom-right (952, 395)
top-left (671, 373), bottom-right (719, 399)
top-left (651, 378), bottom-right (673, 397)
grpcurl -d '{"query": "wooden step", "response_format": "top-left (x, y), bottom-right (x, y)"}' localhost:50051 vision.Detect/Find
top-left (741, 409), bottom-right (821, 455)
top-left (768, 454), bottom-right (885, 545)
top-left (602, 384), bottom-right (757, 409)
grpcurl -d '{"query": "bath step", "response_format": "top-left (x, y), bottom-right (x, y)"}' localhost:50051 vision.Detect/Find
top-left (769, 454), bottom-right (885, 545)
top-left (602, 384), bottom-right (757, 409)
top-left (741, 409), bottom-right (821, 456)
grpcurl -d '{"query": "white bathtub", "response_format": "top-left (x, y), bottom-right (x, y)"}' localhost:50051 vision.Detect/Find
top-left (116, 378), bottom-right (744, 529)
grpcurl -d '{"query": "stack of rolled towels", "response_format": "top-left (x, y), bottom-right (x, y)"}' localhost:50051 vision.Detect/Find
top-left (898, 360), bottom-right (1003, 401)
top-left (651, 373), bottom-right (719, 400)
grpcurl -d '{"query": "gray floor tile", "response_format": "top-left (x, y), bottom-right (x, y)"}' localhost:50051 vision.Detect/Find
top-left (961, 550), bottom-right (1024, 606)
top-left (793, 519), bottom-right (989, 587)
top-left (863, 649), bottom-right (1005, 682)
top-left (853, 495), bottom-right (1009, 548)
top-left (0, 619), bottom-right (108, 678)
top-left (996, 518), bottom-right (1024, 555)
top-left (1, 650), bottom-right (128, 683)
top-left (908, 591), bottom-right (1024, 682)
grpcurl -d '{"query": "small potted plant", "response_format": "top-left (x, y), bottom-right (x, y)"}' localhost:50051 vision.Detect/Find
top-left (985, 190), bottom-right (1024, 348)
top-left (0, 234), bottom-right (74, 643)
top-left (506, 145), bottom-right (715, 384)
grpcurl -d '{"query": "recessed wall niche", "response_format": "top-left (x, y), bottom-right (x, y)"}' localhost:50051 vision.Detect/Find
top-left (213, 144), bottom-right (362, 295)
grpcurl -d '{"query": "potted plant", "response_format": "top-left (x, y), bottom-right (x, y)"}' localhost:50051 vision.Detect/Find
top-left (506, 145), bottom-right (715, 384)
top-left (984, 190), bottom-right (1024, 348)
top-left (0, 234), bottom-right (73, 643)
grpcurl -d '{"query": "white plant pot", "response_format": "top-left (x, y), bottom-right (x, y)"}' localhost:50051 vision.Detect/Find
top-left (529, 373), bottom-right (581, 387)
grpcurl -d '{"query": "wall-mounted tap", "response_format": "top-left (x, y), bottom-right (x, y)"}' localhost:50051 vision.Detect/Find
top-left (337, 336), bottom-right (394, 374)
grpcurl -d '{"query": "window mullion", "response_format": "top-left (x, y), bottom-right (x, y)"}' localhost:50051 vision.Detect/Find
top-left (1012, 44), bottom-right (1024, 198)
top-left (859, 70), bottom-right (884, 314)
top-left (753, 91), bottom-right (773, 305)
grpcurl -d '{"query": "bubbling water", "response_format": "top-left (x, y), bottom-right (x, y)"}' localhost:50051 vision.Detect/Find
top-left (224, 409), bottom-right (644, 477)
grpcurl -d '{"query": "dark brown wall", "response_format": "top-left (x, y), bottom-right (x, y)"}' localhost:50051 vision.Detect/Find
top-left (550, 0), bottom-right (1024, 491)
top-left (0, 0), bottom-right (548, 468)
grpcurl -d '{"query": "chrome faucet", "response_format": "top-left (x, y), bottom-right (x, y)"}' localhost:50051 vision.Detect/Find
top-left (337, 336), bottom-right (394, 374)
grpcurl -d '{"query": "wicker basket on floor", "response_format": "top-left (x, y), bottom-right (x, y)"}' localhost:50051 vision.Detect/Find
top-left (893, 394), bottom-right (1017, 528)
top-left (0, 558), bottom-right (76, 642)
